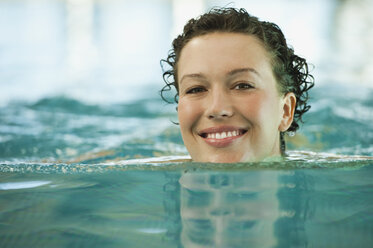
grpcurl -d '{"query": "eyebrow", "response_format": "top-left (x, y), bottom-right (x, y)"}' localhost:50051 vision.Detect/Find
top-left (179, 67), bottom-right (260, 85)
top-left (179, 73), bottom-right (207, 85)
top-left (227, 67), bottom-right (260, 77)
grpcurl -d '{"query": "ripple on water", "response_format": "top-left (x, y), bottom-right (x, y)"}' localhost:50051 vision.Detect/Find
top-left (0, 151), bottom-right (372, 174)
top-left (0, 181), bottom-right (51, 190)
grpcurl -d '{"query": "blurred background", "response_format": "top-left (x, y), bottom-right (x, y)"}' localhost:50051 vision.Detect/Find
top-left (0, 0), bottom-right (372, 162)
top-left (1, 0), bottom-right (372, 105)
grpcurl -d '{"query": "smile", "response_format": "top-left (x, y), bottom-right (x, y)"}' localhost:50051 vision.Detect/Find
top-left (203, 130), bottom-right (244, 139)
top-left (198, 126), bottom-right (248, 148)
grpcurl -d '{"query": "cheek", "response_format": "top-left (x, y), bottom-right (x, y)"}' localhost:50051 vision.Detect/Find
top-left (237, 94), bottom-right (265, 118)
top-left (178, 99), bottom-right (202, 131)
top-left (237, 92), bottom-right (281, 122)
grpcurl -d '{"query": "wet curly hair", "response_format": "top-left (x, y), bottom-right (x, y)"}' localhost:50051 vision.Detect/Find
top-left (160, 7), bottom-right (314, 153)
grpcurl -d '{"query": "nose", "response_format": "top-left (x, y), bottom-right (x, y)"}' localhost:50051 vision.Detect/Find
top-left (206, 88), bottom-right (234, 120)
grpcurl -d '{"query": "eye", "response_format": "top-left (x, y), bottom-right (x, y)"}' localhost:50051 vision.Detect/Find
top-left (233, 82), bottom-right (254, 90)
top-left (186, 86), bottom-right (207, 94)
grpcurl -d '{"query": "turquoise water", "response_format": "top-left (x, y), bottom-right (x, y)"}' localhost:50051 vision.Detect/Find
top-left (1, 84), bottom-right (373, 247)
top-left (0, 161), bottom-right (372, 247)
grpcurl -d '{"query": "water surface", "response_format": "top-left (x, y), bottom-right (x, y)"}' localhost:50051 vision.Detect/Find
top-left (0, 84), bottom-right (372, 247)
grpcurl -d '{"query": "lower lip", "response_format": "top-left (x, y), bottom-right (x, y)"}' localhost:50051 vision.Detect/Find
top-left (202, 134), bottom-right (244, 148)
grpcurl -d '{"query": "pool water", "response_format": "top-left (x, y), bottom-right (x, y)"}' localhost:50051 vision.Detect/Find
top-left (1, 83), bottom-right (373, 247)
top-left (0, 160), bottom-right (372, 248)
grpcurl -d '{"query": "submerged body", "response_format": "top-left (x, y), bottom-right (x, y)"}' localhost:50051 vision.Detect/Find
top-left (1, 158), bottom-right (373, 248)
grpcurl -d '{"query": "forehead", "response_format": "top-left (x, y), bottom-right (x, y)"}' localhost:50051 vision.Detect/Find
top-left (177, 32), bottom-right (272, 78)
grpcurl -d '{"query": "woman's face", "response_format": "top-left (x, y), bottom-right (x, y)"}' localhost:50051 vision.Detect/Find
top-left (177, 32), bottom-right (295, 163)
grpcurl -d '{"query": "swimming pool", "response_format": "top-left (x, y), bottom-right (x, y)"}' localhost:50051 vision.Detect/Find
top-left (0, 83), bottom-right (373, 247)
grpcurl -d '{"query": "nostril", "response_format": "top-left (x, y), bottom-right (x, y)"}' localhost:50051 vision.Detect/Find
top-left (220, 110), bottom-right (231, 117)
top-left (208, 110), bottom-right (232, 119)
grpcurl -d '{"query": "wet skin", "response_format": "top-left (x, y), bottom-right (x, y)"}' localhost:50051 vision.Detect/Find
top-left (177, 32), bottom-right (296, 163)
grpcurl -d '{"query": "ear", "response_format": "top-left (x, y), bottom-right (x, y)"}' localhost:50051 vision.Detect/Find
top-left (279, 92), bottom-right (296, 132)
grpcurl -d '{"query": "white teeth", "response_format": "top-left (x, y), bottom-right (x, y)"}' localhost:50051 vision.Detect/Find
top-left (205, 130), bottom-right (241, 139)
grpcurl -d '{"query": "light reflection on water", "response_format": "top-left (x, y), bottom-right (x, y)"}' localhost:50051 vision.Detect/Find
top-left (1, 82), bottom-right (372, 163)
top-left (0, 1), bottom-right (373, 247)
top-left (0, 162), bottom-right (372, 247)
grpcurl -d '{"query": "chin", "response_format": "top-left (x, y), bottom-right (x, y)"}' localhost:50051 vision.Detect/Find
top-left (194, 153), bottom-right (249, 163)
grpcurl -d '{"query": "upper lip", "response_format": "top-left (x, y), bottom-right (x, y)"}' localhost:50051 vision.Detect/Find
top-left (198, 125), bottom-right (248, 136)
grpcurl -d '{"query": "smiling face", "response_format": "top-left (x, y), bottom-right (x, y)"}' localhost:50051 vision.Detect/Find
top-left (177, 32), bottom-right (295, 163)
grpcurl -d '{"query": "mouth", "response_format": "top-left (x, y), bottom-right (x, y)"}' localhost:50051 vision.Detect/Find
top-left (198, 126), bottom-right (248, 147)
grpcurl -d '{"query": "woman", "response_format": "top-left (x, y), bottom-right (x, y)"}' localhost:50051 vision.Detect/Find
top-left (161, 7), bottom-right (314, 163)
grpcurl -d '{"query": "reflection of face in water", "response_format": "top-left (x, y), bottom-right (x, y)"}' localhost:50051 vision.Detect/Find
top-left (167, 168), bottom-right (373, 247)
top-left (179, 171), bottom-right (281, 248)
